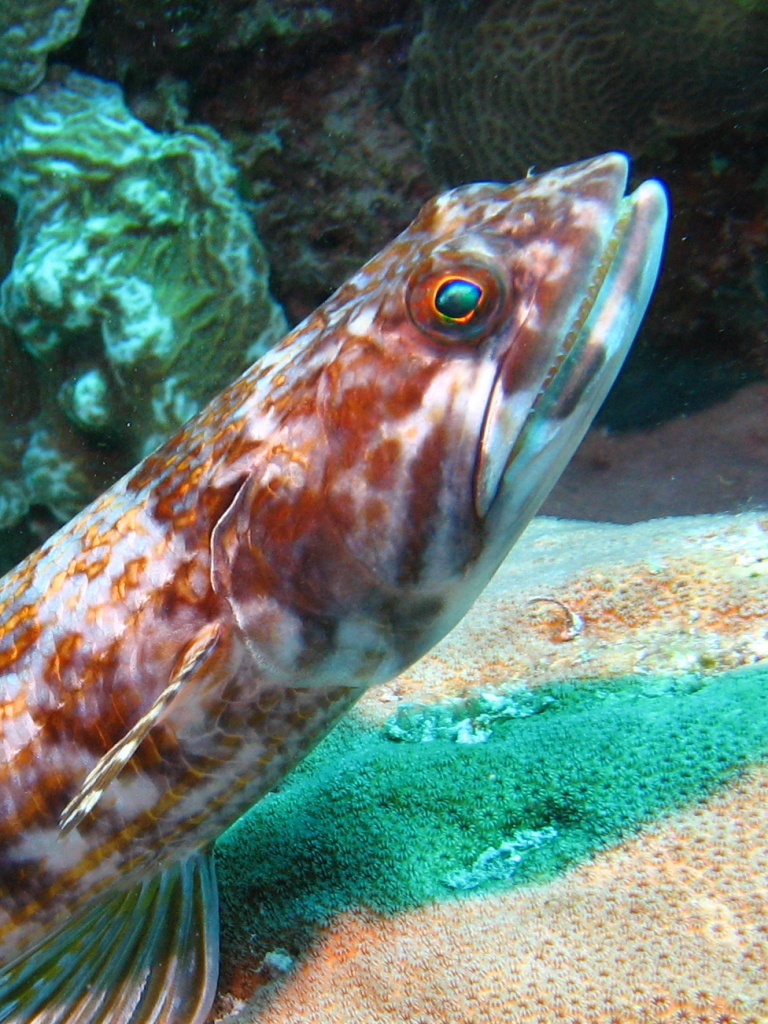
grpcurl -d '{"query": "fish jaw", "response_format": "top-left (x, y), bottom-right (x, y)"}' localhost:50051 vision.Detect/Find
top-left (474, 154), bottom-right (668, 535)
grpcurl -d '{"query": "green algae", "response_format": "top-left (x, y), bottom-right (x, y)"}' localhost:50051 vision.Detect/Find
top-left (216, 665), bottom-right (768, 956)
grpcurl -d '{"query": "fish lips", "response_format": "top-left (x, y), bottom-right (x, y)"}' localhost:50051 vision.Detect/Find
top-left (474, 153), bottom-right (669, 523)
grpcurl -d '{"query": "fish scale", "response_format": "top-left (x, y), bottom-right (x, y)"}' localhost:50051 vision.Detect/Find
top-left (0, 154), bottom-right (667, 1024)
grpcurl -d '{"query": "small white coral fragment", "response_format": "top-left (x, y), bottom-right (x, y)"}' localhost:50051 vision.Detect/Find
top-left (444, 827), bottom-right (559, 890)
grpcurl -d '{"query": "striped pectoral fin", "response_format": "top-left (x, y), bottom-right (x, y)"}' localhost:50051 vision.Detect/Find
top-left (0, 851), bottom-right (219, 1024)
top-left (59, 622), bottom-right (223, 833)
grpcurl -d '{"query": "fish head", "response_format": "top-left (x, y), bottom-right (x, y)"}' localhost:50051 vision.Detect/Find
top-left (216, 154), bottom-right (667, 677)
top-left (312, 153), bottom-right (667, 654)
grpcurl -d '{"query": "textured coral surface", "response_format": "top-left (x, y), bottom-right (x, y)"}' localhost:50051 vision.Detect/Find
top-left (219, 766), bottom-right (768, 1024)
top-left (0, 0), bottom-right (90, 92)
top-left (370, 511), bottom-right (768, 707)
top-left (0, 67), bottom-right (286, 529)
top-left (217, 662), bottom-right (768, 949)
top-left (402, 0), bottom-right (768, 184)
top-left (213, 512), bottom-right (768, 1024)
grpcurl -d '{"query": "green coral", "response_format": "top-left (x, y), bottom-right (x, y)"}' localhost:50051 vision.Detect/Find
top-left (0, 67), bottom-right (286, 526)
top-left (216, 665), bottom-right (768, 957)
top-left (0, 0), bottom-right (91, 93)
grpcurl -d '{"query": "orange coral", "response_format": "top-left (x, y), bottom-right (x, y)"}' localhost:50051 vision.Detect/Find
top-left (218, 765), bottom-right (768, 1024)
top-left (356, 512), bottom-right (768, 717)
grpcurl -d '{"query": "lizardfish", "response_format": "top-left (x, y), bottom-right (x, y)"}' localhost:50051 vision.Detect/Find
top-left (0, 153), bottom-right (666, 1024)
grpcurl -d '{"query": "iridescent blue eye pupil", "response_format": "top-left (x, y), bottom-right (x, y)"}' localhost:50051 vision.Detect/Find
top-left (434, 279), bottom-right (482, 320)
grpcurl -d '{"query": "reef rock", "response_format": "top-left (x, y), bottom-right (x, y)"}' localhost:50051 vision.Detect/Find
top-left (0, 67), bottom-right (286, 528)
top-left (202, 37), bottom-right (437, 321)
top-left (402, 0), bottom-right (768, 184)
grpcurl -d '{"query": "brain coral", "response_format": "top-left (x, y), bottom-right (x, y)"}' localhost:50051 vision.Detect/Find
top-left (0, 0), bottom-right (91, 92)
top-left (402, 0), bottom-right (768, 184)
top-left (0, 67), bottom-right (286, 528)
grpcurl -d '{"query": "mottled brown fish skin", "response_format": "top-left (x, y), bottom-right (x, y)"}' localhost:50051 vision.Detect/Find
top-left (0, 154), bottom-right (664, 970)
top-left (0, 390), bottom-right (364, 957)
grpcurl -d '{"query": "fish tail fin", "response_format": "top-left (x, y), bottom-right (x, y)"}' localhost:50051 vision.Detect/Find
top-left (0, 852), bottom-right (219, 1024)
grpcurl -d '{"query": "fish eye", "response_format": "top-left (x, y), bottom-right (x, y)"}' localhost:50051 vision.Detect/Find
top-left (434, 278), bottom-right (483, 321)
top-left (406, 260), bottom-right (505, 344)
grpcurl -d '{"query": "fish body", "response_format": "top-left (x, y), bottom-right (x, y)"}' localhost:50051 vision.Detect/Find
top-left (0, 154), bottom-right (667, 1023)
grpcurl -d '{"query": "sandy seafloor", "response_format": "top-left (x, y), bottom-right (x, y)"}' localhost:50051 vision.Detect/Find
top-left (544, 381), bottom-right (768, 524)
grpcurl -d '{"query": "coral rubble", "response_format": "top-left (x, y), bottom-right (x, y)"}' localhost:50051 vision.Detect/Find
top-left (402, 0), bottom-right (768, 184)
top-left (0, 0), bottom-right (91, 93)
top-left (0, 67), bottom-right (286, 528)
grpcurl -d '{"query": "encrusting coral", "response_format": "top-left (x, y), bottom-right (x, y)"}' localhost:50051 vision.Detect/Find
top-left (212, 512), bottom-right (768, 1023)
top-left (216, 661), bottom-right (768, 932)
top-left (0, 0), bottom-right (91, 93)
top-left (215, 663), bottom-right (768, 1023)
top-left (219, 765), bottom-right (768, 1024)
top-left (0, 67), bottom-right (286, 528)
top-left (402, 0), bottom-right (768, 184)
top-left (377, 511), bottom-right (768, 704)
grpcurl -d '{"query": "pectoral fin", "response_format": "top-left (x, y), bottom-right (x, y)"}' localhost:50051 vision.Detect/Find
top-left (0, 852), bottom-right (219, 1024)
top-left (60, 623), bottom-right (222, 833)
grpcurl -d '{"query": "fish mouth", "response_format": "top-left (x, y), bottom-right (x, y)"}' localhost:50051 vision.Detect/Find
top-left (475, 153), bottom-right (668, 521)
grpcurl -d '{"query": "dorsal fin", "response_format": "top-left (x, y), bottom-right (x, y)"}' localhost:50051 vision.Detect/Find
top-left (59, 622), bottom-right (222, 833)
